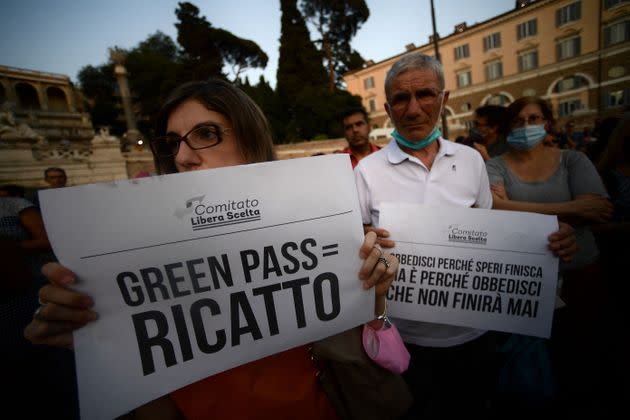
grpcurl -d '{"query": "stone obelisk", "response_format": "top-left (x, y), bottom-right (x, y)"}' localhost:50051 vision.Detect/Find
top-left (109, 47), bottom-right (141, 152)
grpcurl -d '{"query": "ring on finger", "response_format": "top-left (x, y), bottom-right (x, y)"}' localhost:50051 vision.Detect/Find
top-left (377, 256), bottom-right (390, 270)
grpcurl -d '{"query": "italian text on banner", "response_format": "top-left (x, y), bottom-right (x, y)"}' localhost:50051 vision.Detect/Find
top-left (380, 202), bottom-right (558, 339)
top-left (40, 154), bottom-right (372, 420)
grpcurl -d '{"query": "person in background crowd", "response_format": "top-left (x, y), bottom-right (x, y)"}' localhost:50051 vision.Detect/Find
top-left (467, 104), bottom-right (510, 161)
top-left (32, 167), bottom-right (68, 208)
top-left (586, 117), bottom-right (621, 163)
top-left (1, 193), bottom-right (78, 419)
top-left (592, 114), bottom-right (630, 414)
top-left (0, 184), bottom-right (26, 198)
top-left (353, 53), bottom-right (577, 419)
top-left (557, 121), bottom-right (579, 150)
top-left (44, 167), bottom-right (67, 188)
top-left (338, 106), bottom-right (381, 168)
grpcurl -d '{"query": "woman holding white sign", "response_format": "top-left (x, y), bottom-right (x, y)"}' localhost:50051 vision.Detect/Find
top-left (24, 79), bottom-right (407, 419)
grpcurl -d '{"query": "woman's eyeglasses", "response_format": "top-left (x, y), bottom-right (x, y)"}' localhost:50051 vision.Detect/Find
top-left (511, 114), bottom-right (545, 128)
top-left (150, 124), bottom-right (230, 157)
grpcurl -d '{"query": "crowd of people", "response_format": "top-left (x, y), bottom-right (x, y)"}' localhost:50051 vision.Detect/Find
top-left (2, 52), bottom-right (628, 419)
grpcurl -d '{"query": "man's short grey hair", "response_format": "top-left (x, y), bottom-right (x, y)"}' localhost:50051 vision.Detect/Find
top-left (384, 53), bottom-right (445, 101)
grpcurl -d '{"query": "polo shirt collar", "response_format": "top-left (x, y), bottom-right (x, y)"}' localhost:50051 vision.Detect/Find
top-left (386, 136), bottom-right (455, 165)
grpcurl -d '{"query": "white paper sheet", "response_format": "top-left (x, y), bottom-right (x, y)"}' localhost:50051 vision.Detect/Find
top-left (40, 154), bottom-right (373, 420)
top-left (380, 202), bottom-right (558, 338)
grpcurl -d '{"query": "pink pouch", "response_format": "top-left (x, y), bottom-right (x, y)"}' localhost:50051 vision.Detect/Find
top-left (362, 322), bottom-right (410, 374)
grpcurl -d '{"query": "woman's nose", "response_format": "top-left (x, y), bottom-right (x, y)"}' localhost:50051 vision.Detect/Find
top-left (174, 140), bottom-right (201, 168)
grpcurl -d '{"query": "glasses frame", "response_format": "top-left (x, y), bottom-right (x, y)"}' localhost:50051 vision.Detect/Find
top-left (511, 114), bottom-right (546, 129)
top-left (389, 89), bottom-right (445, 110)
top-left (150, 123), bottom-right (230, 157)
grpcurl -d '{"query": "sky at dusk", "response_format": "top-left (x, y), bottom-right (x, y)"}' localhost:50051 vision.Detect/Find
top-left (0, 0), bottom-right (514, 87)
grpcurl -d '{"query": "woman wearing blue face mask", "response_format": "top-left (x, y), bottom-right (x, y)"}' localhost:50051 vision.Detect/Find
top-left (485, 96), bottom-right (613, 413)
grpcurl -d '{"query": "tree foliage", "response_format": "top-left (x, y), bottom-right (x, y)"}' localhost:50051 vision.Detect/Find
top-left (175, 2), bottom-right (268, 82)
top-left (77, 1), bottom-right (367, 145)
top-left (276, 0), bottom-right (329, 141)
top-left (77, 64), bottom-right (124, 134)
top-left (275, 0), bottom-right (364, 142)
top-left (125, 32), bottom-right (180, 135)
top-left (77, 2), bottom-right (268, 139)
top-left (300, 0), bottom-right (369, 90)
top-left (214, 28), bottom-right (269, 81)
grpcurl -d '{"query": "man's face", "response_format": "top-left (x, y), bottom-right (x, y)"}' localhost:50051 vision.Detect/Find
top-left (342, 112), bottom-right (370, 149)
top-left (472, 115), bottom-right (497, 143)
top-left (385, 68), bottom-right (448, 141)
top-left (45, 170), bottom-right (67, 188)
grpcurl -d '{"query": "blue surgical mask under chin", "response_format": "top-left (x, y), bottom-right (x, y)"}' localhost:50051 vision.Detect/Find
top-left (392, 126), bottom-right (442, 150)
top-left (507, 125), bottom-right (547, 150)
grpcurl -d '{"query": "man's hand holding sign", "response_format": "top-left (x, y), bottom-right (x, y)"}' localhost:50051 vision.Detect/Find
top-left (379, 202), bottom-right (559, 338)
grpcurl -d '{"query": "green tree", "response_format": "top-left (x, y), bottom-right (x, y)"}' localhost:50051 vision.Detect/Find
top-left (175, 2), bottom-right (224, 80)
top-left (125, 31), bottom-right (180, 136)
top-left (239, 75), bottom-right (284, 142)
top-left (175, 2), bottom-right (268, 82)
top-left (292, 85), bottom-right (362, 140)
top-left (77, 3), bottom-right (268, 140)
top-left (77, 64), bottom-right (125, 135)
top-left (214, 28), bottom-right (268, 82)
top-left (276, 0), bottom-right (328, 141)
top-left (300, 0), bottom-right (369, 90)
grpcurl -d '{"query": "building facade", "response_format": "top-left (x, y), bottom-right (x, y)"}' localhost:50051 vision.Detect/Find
top-left (0, 65), bottom-right (153, 188)
top-left (343, 0), bottom-right (630, 139)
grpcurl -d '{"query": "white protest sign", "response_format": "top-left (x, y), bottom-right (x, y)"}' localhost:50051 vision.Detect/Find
top-left (379, 202), bottom-right (558, 338)
top-left (40, 154), bottom-right (373, 420)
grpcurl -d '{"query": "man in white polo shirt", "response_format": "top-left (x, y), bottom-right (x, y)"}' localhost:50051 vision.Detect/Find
top-left (354, 53), bottom-right (576, 418)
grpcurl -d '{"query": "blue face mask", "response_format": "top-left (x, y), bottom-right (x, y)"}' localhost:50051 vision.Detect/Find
top-left (392, 126), bottom-right (442, 150)
top-left (507, 125), bottom-right (547, 150)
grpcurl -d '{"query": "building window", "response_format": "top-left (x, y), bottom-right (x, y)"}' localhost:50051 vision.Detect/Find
top-left (483, 32), bottom-right (502, 51)
top-left (486, 93), bottom-right (511, 106)
top-left (556, 1), bottom-right (581, 27)
top-left (604, 0), bottom-right (629, 10)
top-left (518, 50), bottom-right (538, 71)
top-left (485, 60), bottom-right (503, 81)
top-left (454, 44), bottom-right (470, 60)
top-left (363, 76), bottom-right (375, 90)
top-left (517, 19), bottom-right (537, 40)
top-left (558, 99), bottom-right (582, 117)
top-left (523, 88), bottom-right (537, 96)
top-left (368, 98), bottom-right (376, 112)
top-left (553, 75), bottom-right (589, 93)
top-left (608, 65), bottom-right (627, 78)
top-left (556, 36), bottom-right (581, 60)
top-left (606, 88), bottom-right (629, 108)
top-left (604, 20), bottom-right (630, 46)
top-left (457, 70), bottom-right (472, 88)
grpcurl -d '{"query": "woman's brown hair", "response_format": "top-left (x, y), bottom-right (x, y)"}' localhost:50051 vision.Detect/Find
top-left (153, 79), bottom-right (276, 174)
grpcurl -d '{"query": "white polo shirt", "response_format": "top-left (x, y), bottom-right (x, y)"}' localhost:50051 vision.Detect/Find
top-left (355, 137), bottom-right (492, 347)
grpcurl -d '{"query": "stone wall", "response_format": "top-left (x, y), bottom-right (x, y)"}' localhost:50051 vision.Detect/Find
top-left (274, 137), bottom-right (390, 160)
